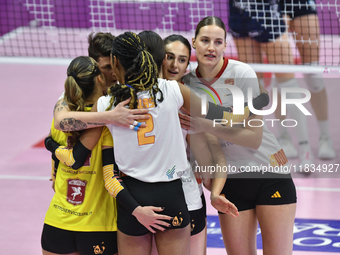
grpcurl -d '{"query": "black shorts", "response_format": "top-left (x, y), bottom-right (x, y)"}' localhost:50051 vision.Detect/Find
top-left (190, 193), bottom-right (207, 236)
top-left (118, 177), bottom-right (190, 236)
top-left (41, 224), bottom-right (118, 255)
top-left (280, 0), bottom-right (317, 19)
top-left (229, 0), bottom-right (286, 43)
top-left (219, 172), bottom-right (296, 213)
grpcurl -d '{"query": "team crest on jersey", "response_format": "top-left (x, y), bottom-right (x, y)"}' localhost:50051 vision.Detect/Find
top-left (224, 79), bottom-right (234, 85)
top-left (67, 179), bottom-right (87, 205)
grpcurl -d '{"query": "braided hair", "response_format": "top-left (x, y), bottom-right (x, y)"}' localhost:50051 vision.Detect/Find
top-left (107, 32), bottom-right (163, 110)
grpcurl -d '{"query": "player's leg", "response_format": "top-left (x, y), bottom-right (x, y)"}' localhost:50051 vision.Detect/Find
top-left (219, 209), bottom-right (258, 255)
top-left (291, 14), bottom-right (336, 158)
top-left (256, 174), bottom-right (297, 255)
top-left (262, 33), bottom-right (313, 167)
top-left (117, 230), bottom-right (153, 255)
top-left (154, 225), bottom-right (191, 255)
top-left (257, 204), bottom-right (296, 255)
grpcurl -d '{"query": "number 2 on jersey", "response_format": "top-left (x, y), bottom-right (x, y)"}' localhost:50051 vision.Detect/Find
top-left (137, 114), bottom-right (155, 146)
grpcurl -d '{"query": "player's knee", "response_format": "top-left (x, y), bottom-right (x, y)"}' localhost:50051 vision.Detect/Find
top-left (303, 73), bottom-right (325, 93)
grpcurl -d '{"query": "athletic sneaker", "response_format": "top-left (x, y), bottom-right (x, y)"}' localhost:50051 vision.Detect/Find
top-left (278, 133), bottom-right (298, 159)
top-left (299, 150), bottom-right (314, 175)
top-left (318, 135), bottom-right (336, 159)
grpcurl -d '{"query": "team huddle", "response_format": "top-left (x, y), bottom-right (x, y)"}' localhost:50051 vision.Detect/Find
top-left (41, 15), bottom-right (301, 255)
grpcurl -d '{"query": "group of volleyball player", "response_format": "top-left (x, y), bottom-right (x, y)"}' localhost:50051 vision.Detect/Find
top-left (40, 12), bottom-right (306, 255)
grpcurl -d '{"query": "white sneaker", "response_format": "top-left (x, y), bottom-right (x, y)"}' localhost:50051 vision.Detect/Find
top-left (299, 150), bottom-right (314, 175)
top-left (278, 134), bottom-right (298, 159)
top-left (318, 136), bottom-right (336, 159)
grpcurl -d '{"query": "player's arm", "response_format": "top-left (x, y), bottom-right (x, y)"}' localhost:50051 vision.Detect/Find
top-left (187, 132), bottom-right (238, 217)
top-left (102, 146), bottom-right (172, 233)
top-left (53, 98), bottom-right (149, 132)
top-left (44, 125), bottom-right (103, 170)
top-left (102, 146), bottom-right (139, 214)
top-left (177, 82), bottom-right (269, 126)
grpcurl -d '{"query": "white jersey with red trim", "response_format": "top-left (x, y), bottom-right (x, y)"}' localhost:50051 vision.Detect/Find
top-left (181, 128), bottom-right (203, 211)
top-left (183, 58), bottom-right (289, 174)
top-left (97, 78), bottom-right (192, 183)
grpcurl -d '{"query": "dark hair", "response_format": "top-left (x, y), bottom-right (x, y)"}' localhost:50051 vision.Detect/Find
top-left (195, 16), bottom-right (227, 39)
top-left (138, 30), bottom-right (165, 72)
top-left (88, 32), bottom-right (115, 61)
top-left (163, 34), bottom-right (192, 64)
top-left (108, 32), bottom-right (163, 109)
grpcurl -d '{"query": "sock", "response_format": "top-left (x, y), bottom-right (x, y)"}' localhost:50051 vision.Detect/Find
top-left (318, 120), bottom-right (330, 139)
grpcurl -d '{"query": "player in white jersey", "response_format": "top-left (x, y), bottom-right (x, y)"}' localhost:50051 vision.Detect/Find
top-left (182, 16), bottom-right (297, 255)
top-left (161, 33), bottom-right (207, 255)
top-left (96, 31), bottom-right (241, 255)
top-left (143, 31), bottom-right (268, 255)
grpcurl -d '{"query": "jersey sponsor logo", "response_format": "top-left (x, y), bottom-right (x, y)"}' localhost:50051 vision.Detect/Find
top-left (137, 97), bottom-right (155, 109)
top-left (67, 178), bottom-right (87, 205)
top-left (176, 170), bottom-right (185, 177)
top-left (93, 242), bottom-right (105, 254)
top-left (270, 149), bottom-right (288, 167)
top-left (271, 191), bottom-right (281, 198)
top-left (166, 165), bottom-right (176, 179)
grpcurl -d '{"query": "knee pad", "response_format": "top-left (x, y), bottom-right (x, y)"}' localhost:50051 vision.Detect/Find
top-left (303, 73), bottom-right (325, 93)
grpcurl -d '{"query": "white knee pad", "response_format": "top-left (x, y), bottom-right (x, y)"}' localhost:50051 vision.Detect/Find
top-left (303, 73), bottom-right (325, 93)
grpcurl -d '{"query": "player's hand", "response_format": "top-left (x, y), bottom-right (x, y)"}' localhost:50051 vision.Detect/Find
top-left (211, 195), bottom-right (239, 217)
top-left (179, 112), bottom-right (191, 130)
top-left (132, 206), bottom-right (172, 233)
top-left (109, 98), bottom-right (149, 130)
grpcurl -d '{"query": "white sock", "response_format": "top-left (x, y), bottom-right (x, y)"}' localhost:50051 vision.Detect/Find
top-left (318, 120), bottom-right (330, 139)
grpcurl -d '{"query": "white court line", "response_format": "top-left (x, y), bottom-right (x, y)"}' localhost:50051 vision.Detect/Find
top-left (0, 175), bottom-right (50, 180)
top-left (296, 186), bottom-right (340, 192)
top-left (0, 175), bottom-right (340, 192)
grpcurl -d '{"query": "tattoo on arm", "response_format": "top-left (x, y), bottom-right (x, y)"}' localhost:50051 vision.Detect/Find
top-left (60, 118), bottom-right (88, 131)
top-left (59, 119), bottom-right (106, 131)
top-left (53, 100), bottom-right (68, 114)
